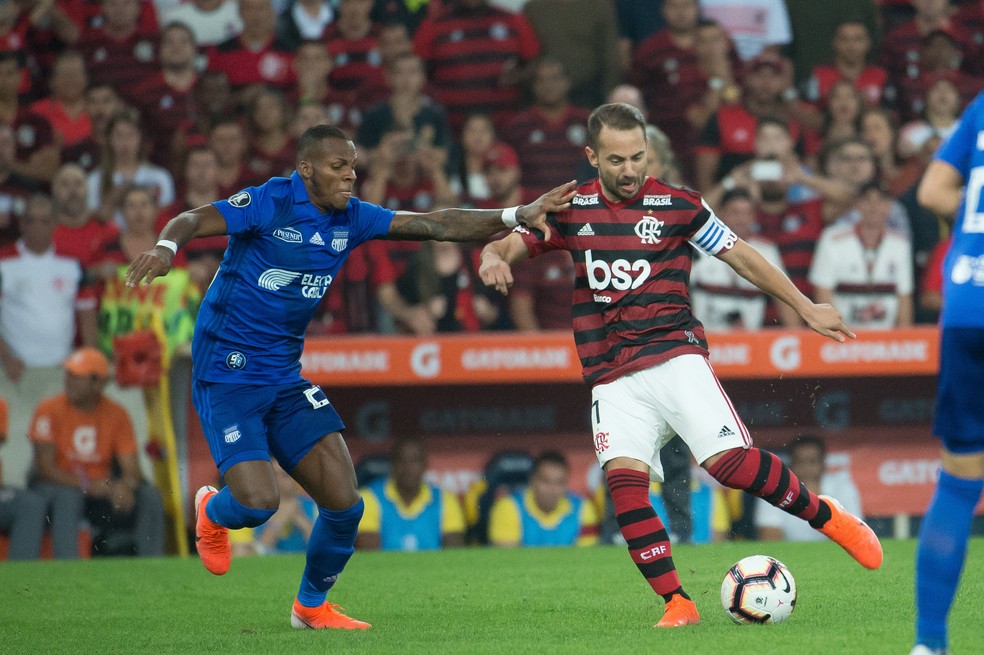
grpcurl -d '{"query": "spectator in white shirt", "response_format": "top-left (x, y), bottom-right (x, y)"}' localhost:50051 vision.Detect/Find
top-left (809, 180), bottom-right (914, 329)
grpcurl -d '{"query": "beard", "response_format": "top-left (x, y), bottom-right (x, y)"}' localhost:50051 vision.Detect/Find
top-left (600, 169), bottom-right (645, 202)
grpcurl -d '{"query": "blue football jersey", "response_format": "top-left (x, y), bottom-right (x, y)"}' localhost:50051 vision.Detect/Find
top-left (936, 91), bottom-right (984, 328)
top-left (192, 172), bottom-right (394, 383)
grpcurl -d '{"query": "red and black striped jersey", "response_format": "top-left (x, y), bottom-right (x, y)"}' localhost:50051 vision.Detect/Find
top-left (499, 105), bottom-right (592, 199)
top-left (77, 29), bottom-right (160, 104)
top-left (324, 25), bottom-right (384, 94)
top-left (518, 177), bottom-right (736, 387)
top-left (413, 5), bottom-right (540, 132)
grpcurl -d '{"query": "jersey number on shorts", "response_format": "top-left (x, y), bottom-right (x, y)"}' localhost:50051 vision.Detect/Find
top-left (304, 386), bottom-right (330, 409)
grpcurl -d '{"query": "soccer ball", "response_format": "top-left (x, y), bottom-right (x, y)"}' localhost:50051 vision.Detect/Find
top-left (720, 555), bottom-right (797, 624)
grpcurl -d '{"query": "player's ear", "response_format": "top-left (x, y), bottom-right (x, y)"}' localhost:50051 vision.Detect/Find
top-left (585, 146), bottom-right (598, 169)
top-left (297, 159), bottom-right (311, 179)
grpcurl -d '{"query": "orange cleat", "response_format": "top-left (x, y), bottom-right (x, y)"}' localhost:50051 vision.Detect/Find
top-left (655, 595), bottom-right (700, 628)
top-left (291, 599), bottom-right (371, 630)
top-left (817, 495), bottom-right (883, 570)
top-left (194, 485), bottom-right (231, 575)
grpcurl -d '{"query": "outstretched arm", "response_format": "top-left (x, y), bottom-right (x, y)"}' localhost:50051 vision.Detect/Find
top-left (387, 181), bottom-right (576, 242)
top-left (125, 205), bottom-right (228, 287)
top-left (717, 239), bottom-right (856, 342)
top-left (478, 232), bottom-right (533, 296)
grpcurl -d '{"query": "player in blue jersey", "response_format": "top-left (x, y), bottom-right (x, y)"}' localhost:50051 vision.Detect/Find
top-left (911, 91), bottom-right (984, 655)
top-left (125, 124), bottom-right (575, 631)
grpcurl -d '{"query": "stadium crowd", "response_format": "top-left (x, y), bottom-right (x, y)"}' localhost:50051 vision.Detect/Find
top-left (0, 0), bottom-right (981, 558)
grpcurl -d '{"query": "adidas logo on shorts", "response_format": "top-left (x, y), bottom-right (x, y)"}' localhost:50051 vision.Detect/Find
top-left (717, 425), bottom-right (736, 438)
top-left (577, 223), bottom-right (595, 236)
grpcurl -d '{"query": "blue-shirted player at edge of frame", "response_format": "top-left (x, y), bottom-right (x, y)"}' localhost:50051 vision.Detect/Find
top-left (910, 90), bottom-right (984, 655)
top-left (125, 124), bottom-right (577, 631)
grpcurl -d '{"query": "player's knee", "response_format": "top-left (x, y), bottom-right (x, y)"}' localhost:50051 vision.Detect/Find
top-left (234, 487), bottom-right (281, 513)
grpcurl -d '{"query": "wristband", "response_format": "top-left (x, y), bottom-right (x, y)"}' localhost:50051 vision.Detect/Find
top-left (156, 239), bottom-right (178, 255)
top-left (501, 206), bottom-right (520, 228)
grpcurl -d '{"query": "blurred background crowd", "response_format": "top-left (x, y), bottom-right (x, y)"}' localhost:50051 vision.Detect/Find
top-left (0, 0), bottom-right (980, 559)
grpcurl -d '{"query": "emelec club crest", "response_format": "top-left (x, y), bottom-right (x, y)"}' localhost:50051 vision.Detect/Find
top-left (330, 229), bottom-right (349, 252)
top-left (635, 212), bottom-right (663, 245)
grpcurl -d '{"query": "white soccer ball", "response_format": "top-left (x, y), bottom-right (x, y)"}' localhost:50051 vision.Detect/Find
top-left (720, 555), bottom-right (797, 624)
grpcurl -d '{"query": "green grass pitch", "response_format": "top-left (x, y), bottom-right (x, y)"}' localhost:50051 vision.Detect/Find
top-left (2, 538), bottom-right (982, 654)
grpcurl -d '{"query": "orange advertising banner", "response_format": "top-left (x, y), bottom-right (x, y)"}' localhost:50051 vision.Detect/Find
top-left (301, 327), bottom-right (940, 386)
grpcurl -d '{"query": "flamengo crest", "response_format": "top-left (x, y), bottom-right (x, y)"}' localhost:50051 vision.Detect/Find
top-left (635, 213), bottom-right (663, 244)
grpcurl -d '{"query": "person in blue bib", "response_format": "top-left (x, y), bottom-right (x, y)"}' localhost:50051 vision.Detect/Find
top-left (489, 450), bottom-right (599, 547)
top-left (911, 90), bottom-right (984, 655)
top-left (125, 124), bottom-right (575, 631)
top-left (357, 437), bottom-right (465, 552)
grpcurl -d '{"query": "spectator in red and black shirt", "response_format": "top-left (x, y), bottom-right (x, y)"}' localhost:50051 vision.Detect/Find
top-left (501, 56), bottom-right (590, 203)
top-left (755, 177), bottom-right (825, 298)
top-left (129, 21), bottom-right (200, 172)
top-left (414, 0), bottom-right (540, 133)
top-left (891, 29), bottom-right (983, 123)
top-left (694, 52), bottom-right (808, 193)
top-left (168, 70), bottom-right (234, 166)
top-left (60, 82), bottom-right (123, 174)
top-left (74, 0), bottom-right (160, 106)
top-left (289, 42), bottom-right (364, 137)
top-left (0, 53), bottom-right (57, 183)
top-left (806, 20), bottom-right (888, 109)
top-left (630, 0), bottom-right (703, 162)
top-left (208, 118), bottom-right (263, 198)
top-left (0, 124), bottom-right (39, 248)
top-left (325, 0), bottom-right (383, 95)
top-left (244, 87), bottom-right (297, 181)
top-left (206, 0), bottom-right (295, 99)
top-left (879, 0), bottom-right (977, 114)
top-left (156, 147), bottom-right (228, 293)
top-left (955, 0), bottom-right (984, 77)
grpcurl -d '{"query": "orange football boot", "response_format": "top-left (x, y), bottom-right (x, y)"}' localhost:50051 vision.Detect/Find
top-left (194, 485), bottom-right (231, 575)
top-left (818, 495), bottom-right (883, 570)
top-left (655, 595), bottom-right (701, 628)
top-left (290, 599), bottom-right (371, 630)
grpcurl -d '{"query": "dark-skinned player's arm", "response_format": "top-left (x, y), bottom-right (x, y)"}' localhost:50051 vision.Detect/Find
top-left (477, 231), bottom-right (533, 296)
top-left (386, 181), bottom-right (576, 242)
top-left (717, 239), bottom-right (856, 343)
top-left (125, 204), bottom-right (229, 287)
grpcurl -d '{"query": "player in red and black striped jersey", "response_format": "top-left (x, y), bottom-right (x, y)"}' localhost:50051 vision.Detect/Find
top-left (480, 103), bottom-right (883, 629)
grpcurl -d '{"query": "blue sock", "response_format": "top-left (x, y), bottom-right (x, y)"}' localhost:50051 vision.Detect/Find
top-left (205, 486), bottom-right (276, 529)
top-left (297, 499), bottom-right (365, 608)
top-left (915, 470), bottom-right (983, 650)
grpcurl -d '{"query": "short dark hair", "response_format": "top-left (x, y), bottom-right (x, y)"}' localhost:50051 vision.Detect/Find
top-left (391, 436), bottom-right (426, 459)
top-left (587, 103), bottom-right (646, 150)
top-left (756, 116), bottom-right (790, 135)
top-left (788, 434), bottom-right (826, 458)
top-left (297, 124), bottom-right (351, 161)
top-left (721, 187), bottom-right (755, 205)
top-left (533, 450), bottom-right (569, 473)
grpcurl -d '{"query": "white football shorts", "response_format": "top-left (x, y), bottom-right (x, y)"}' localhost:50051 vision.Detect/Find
top-left (590, 353), bottom-right (751, 481)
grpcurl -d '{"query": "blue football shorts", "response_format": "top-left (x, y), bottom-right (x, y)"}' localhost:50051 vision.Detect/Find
top-left (192, 378), bottom-right (346, 474)
top-left (933, 327), bottom-right (984, 454)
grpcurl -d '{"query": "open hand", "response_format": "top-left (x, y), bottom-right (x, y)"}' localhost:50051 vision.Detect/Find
top-left (802, 303), bottom-right (856, 343)
top-left (516, 180), bottom-right (577, 242)
top-left (125, 247), bottom-right (174, 288)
